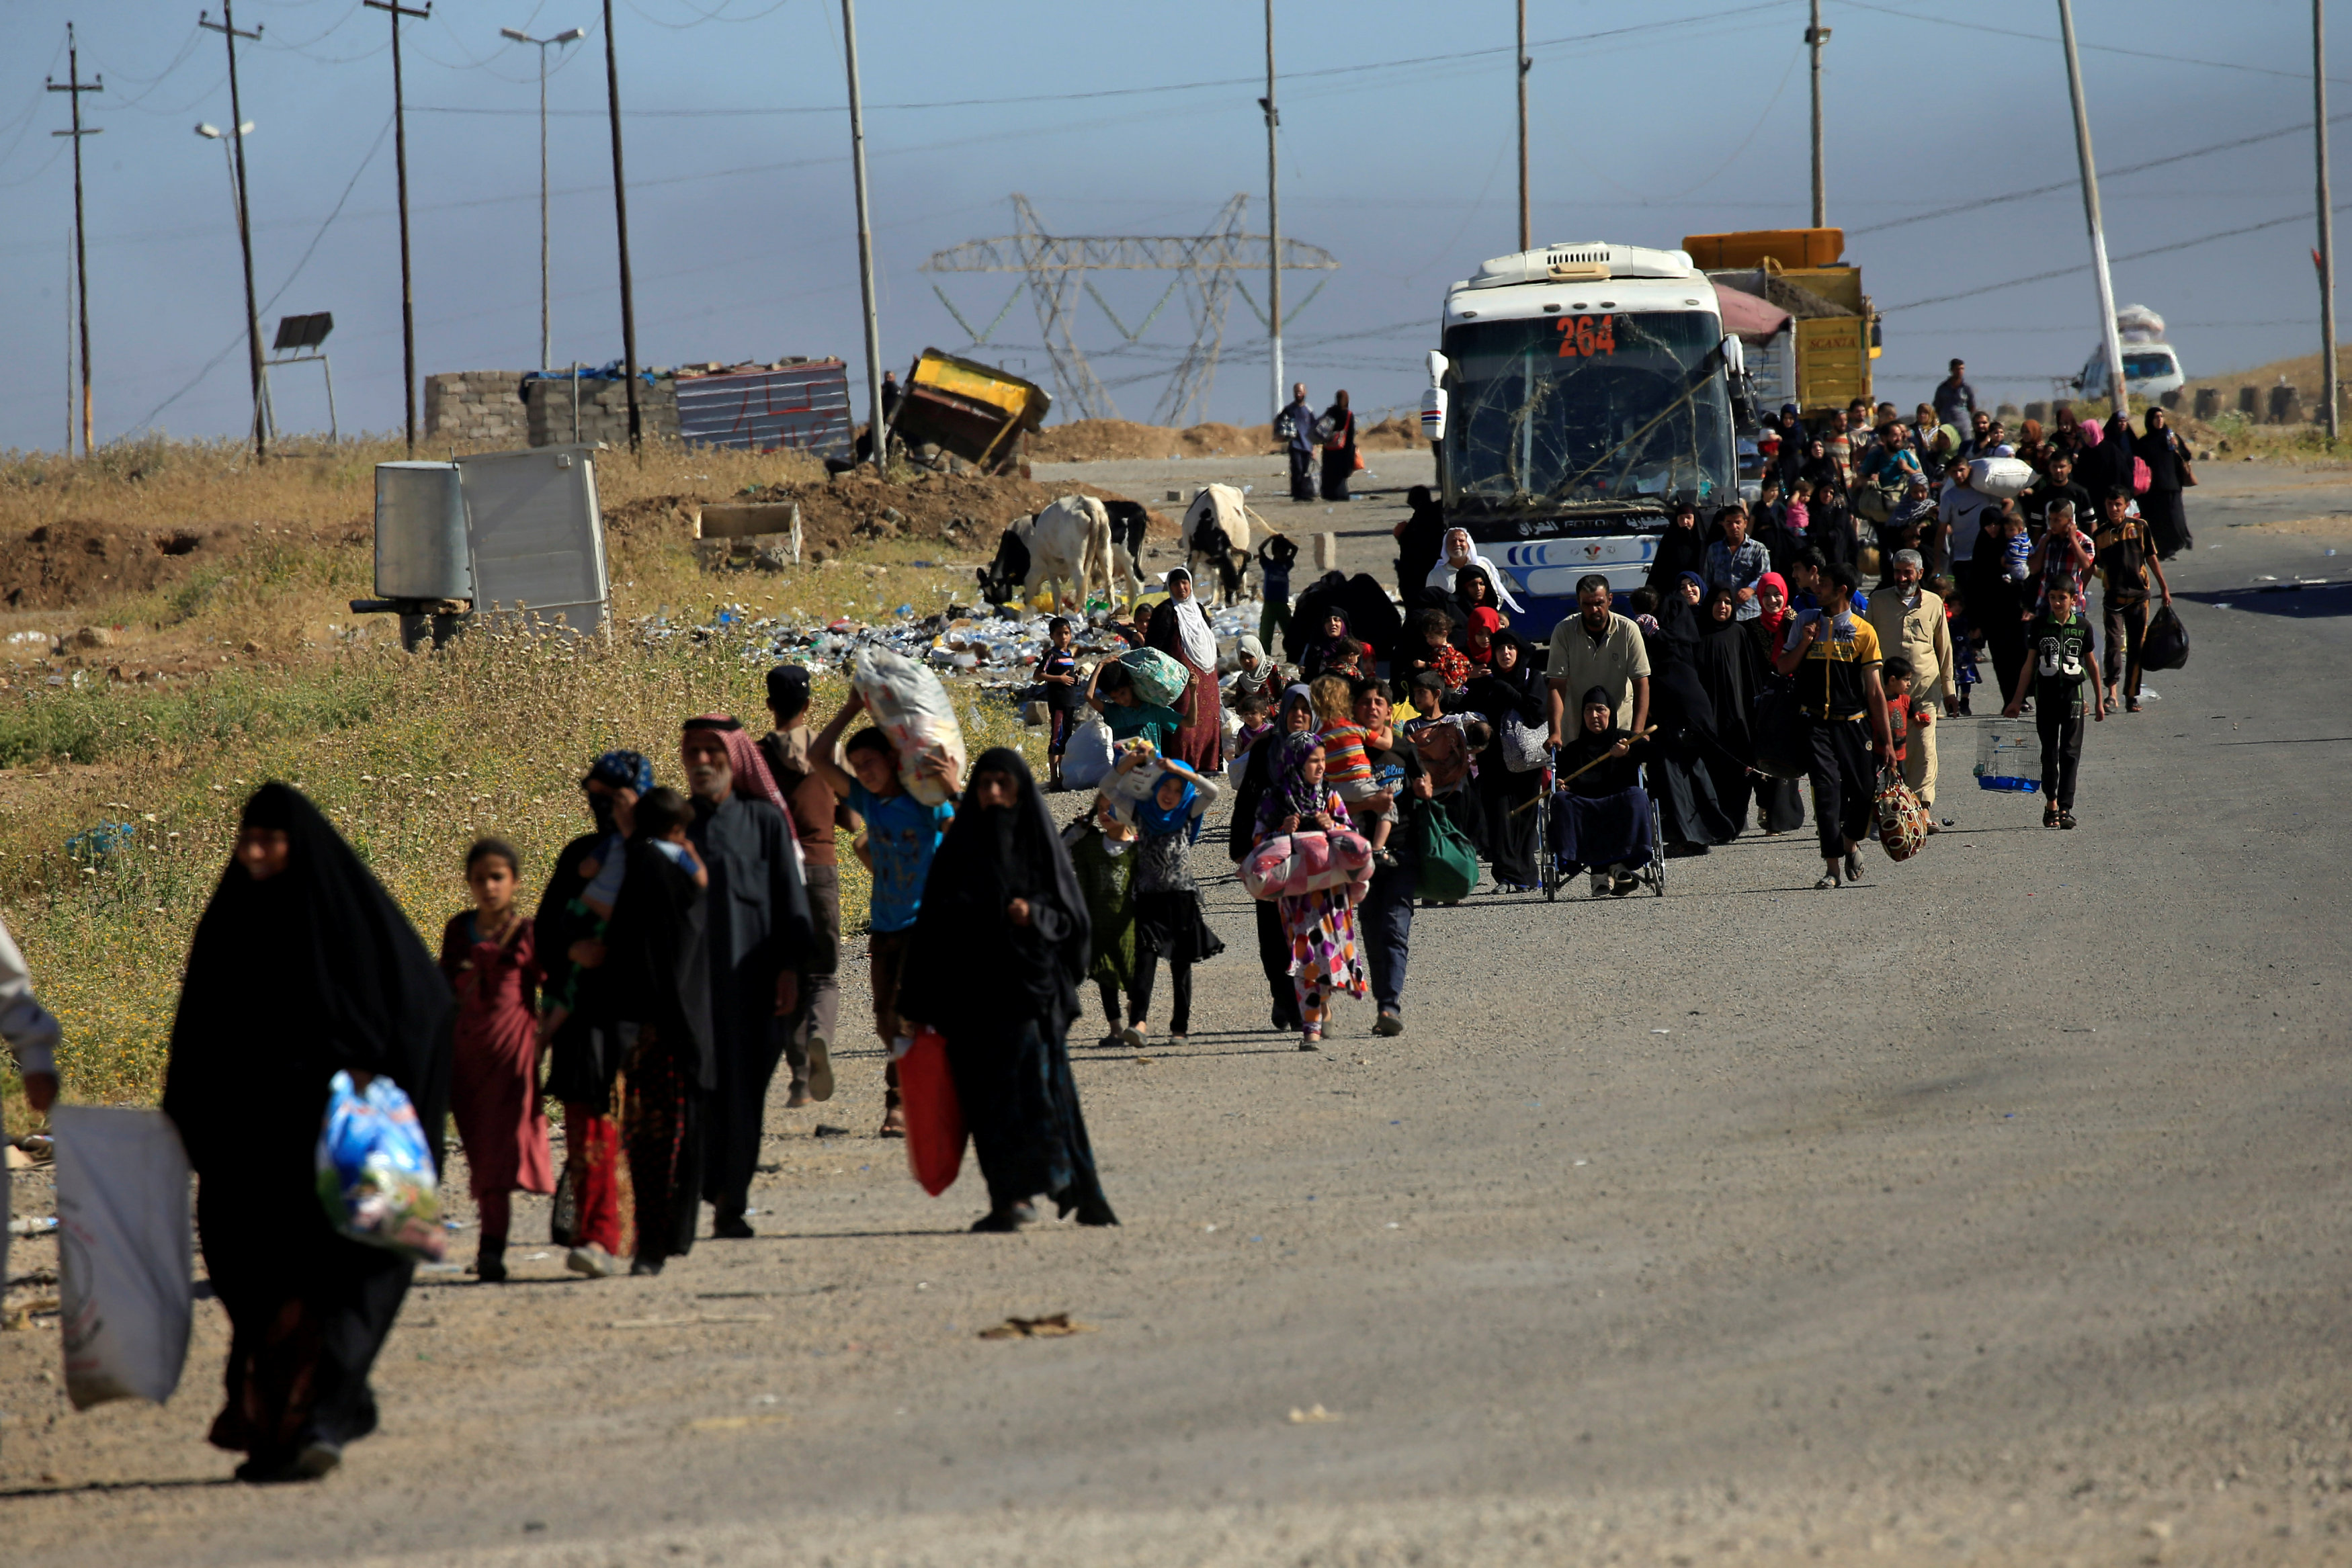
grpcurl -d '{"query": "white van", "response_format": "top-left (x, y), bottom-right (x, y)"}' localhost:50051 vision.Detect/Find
top-left (2075, 341), bottom-right (2185, 403)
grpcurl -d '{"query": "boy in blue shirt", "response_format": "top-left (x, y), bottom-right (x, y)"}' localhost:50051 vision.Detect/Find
top-left (810, 691), bottom-right (958, 1137)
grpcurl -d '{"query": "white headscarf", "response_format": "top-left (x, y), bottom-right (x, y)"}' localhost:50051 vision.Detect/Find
top-left (1425, 529), bottom-right (1526, 613)
top-left (1163, 568), bottom-right (1218, 669)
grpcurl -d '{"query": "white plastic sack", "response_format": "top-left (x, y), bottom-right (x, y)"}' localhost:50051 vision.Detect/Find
top-left (1972, 720), bottom-right (2042, 793)
top-left (1968, 456), bottom-right (2035, 501)
top-left (1502, 712), bottom-right (1550, 773)
top-left (53, 1105), bottom-right (192, 1411)
top-left (1061, 718), bottom-right (1116, 791)
top-left (849, 645), bottom-right (968, 808)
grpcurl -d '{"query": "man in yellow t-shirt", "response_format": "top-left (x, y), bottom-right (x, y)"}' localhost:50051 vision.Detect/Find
top-left (1773, 562), bottom-right (1894, 889)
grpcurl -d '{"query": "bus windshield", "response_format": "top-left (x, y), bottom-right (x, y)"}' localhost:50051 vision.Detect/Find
top-left (1440, 310), bottom-right (1734, 514)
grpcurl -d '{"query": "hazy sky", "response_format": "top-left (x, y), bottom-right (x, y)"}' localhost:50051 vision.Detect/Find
top-left (0, 0), bottom-right (2341, 451)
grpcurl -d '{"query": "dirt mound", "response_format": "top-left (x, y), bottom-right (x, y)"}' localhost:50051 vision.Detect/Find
top-left (1026, 414), bottom-right (1421, 462)
top-left (612, 471), bottom-right (1176, 562)
top-left (0, 517), bottom-right (259, 611)
top-left (1027, 420), bottom-right (1272, 462)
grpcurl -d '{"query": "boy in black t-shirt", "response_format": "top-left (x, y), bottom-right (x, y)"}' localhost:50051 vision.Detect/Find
top-left (2001, 582), bottom-right (2106, 828)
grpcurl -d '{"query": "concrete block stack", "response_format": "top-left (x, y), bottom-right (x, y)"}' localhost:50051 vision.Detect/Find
top-left (421, 371), bottom-right (531, 446)
top-left (524, 375), bottom-right (679, 448)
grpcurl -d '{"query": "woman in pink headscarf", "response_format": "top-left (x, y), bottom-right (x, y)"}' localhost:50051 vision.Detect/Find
top-left (679, 714), bottom-right (812, 1241)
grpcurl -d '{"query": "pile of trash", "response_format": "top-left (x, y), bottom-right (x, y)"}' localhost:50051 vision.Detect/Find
top-left (634, 597), bottom-right (1267, 711)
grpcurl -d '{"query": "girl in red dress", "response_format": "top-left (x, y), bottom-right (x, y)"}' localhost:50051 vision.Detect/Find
top-left (440, 838), bottom-right (553, 1282)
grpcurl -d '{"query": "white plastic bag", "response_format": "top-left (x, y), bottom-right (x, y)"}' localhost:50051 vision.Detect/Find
top-left (849, 646), bottom-right (969, 807)
top-left (1968, 456), bottom-right (2035, 500)
top-left (1061, 717), bottom-right (1116, 791)
top-left (1502, 711), bottom-right (1550, 773)
top-left (53, 1105), bottom-right (192, 1411)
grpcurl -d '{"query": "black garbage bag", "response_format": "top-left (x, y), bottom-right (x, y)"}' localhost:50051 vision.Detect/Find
top-left (2142, 604), bottom-right (2190, 670)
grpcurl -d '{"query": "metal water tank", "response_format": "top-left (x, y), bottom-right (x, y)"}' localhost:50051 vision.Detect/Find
top-left (374, 461), bottom-right (472, 601)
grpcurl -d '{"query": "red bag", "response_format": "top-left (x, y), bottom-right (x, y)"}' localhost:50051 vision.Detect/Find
top-left (898, 1028), bottom-right (967, 1196)
top-left (2130, 455), bottom-right (2151, 494)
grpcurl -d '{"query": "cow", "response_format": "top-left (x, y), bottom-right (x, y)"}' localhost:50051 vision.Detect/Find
top-left (1099, 498), bottom-right (1150, 613)
top-left (1180, 483), bottom-right (1258, 605)
top-left (978, 495), bottom-right (1112, 619)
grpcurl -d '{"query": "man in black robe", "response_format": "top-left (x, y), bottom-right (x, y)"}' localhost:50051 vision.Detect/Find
top-left (682, 716), bottom-right (812, 1238)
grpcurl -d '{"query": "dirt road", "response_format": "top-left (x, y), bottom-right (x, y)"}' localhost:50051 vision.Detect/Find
top-left (5, 462), bottom-right (2352, 1565)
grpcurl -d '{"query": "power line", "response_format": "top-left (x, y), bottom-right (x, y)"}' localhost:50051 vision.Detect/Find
top-left (1835, 0), bottom-right (2352, 87)
top-left (1853, 112), bottom-right (2352, 237)
top-left (1884, 206), bottom-right (2349, 314)
top-left (411, 1), bottom-right (1790, 119)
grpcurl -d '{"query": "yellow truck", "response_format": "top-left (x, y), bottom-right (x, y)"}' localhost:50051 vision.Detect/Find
top-left (1683, 229), bottom-right (1878, 415)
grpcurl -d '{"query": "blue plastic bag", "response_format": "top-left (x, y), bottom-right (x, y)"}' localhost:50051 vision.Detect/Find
top-left (315, 1071), bottom-right (446, 1262)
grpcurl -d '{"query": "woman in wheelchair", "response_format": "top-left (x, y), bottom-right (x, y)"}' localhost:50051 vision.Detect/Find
top-left (1555, 687), bottom-right (1656, 898)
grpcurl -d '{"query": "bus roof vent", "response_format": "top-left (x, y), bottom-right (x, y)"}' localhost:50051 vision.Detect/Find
top-left (1464, 241), bottom-right (1697, 290)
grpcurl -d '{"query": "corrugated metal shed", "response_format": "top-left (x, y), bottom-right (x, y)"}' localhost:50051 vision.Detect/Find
top-left (675, 359), bottom-right (853, 458)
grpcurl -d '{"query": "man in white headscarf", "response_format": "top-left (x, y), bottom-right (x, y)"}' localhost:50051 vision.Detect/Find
top-left (1425, 527), bottom-right (1526, 615)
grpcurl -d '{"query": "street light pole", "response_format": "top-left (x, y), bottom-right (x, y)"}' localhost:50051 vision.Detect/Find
top-left (501, 26), bottom-right (585, 374)
top-left (195, 121), bottom-right (269, 441)
top-left (199, 5), bottom-right (266, 459)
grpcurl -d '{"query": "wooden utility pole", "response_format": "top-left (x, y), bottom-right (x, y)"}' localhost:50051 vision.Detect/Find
top-left (841, 0), bottom-right (886, 475)
top-left (1806, 0), bottom-right (1828, 228)
top-left (366, 0), bottom-right (429, 456)
top-left (48, 24), bottom-right (101, 458)
top-left (200, 5), bottom-right (266, 460)
top-left (2318, 0), bottom-right (2339, 439)
top-left (601, 0), bottom-right (642, 454)
top-left (1261, 0), bottom-right (1282, 418)
top-left (1517, 0), bottom-right (1530, 252)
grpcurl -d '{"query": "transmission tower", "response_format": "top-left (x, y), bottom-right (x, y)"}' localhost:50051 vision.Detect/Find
top-left (922, 194), bottom-right (1337, 425)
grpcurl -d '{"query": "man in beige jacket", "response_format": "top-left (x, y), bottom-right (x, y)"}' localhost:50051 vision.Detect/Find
top-left (1865, 549), bottom-right (1957, 823)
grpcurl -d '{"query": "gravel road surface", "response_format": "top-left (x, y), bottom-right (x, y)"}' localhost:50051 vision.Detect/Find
top-left (5, 461), bottom-right (2351, 1566)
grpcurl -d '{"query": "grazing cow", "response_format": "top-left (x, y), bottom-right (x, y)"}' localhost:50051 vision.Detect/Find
top-left (1180, 483), bottom-right (1257, 605)
top-left (976, 522), bottom-right (1032, 607)
top-left (1099, 499), bottom-right (1150, 613)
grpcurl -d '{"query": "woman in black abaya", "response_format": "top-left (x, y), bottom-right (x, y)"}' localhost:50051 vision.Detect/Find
top-left (1642, 582), bottom-right (1741, 853)
top-left (896, 749), bottom-right (1118, 1233)
top-left (163, 783), bottom-right (453, 1484)
top-left (1465, 631), bottom-right (1546, 890)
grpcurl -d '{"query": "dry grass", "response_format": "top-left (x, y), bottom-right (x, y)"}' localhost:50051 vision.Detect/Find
top-left (0, 435), bottom-right (1038, 1129)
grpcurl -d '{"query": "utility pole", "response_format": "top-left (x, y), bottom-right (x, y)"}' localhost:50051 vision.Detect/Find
top-left (599, 0), bottom-right (642, 454)
top-left (1517, 0), bottom-right (1531, 253)
top-left (48, 24), bottom-right (101, 458)
top-left (200, 5), bottom-right (266, 460)
top-left (366, 0), bottom-right (428, 456)
top-left (1261, 0), bottom-right (1283, 419)
top-left (841, 0), bottom-right (886, 475)
top-left (2319, 0), bottom-right (2340, 439)
top-left (501, 27), bottom-right (585, 372)
top-left (64, 231), bottom-right (74, 454)
top-left (1806, 0), bottom-right (1829, 228)
top-left (2056, 0), bottom-right (2128, 422)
